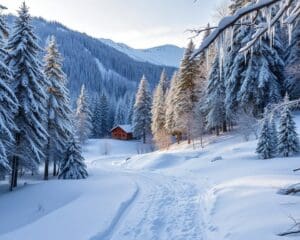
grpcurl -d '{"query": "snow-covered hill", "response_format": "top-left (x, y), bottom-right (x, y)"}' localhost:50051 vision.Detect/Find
top-left (99, 38), bottom-right (184, 67)
top-left (1, 120), bottom-right (300, 239)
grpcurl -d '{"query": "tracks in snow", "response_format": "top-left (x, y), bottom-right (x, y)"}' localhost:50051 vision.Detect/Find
top-left (109, 172), bottom-right (203, 240)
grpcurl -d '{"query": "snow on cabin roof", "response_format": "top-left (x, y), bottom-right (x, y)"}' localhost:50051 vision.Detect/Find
top-left (111, 124), bottom-right (133, 133)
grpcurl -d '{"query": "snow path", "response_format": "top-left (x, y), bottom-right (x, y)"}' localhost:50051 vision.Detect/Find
top-left (108, 172), bottom-right (203, 240)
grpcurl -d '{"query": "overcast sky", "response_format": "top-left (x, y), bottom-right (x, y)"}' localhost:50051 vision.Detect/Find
top-left (1, 0), bottom-right (222, 49)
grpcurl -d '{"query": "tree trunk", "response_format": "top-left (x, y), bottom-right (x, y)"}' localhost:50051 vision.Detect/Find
top-left (53, 160), bottom-right (57, 176)
top-left (216, 127), bottom-right (220, 136)
top-left (44, 138), bottom-right (50, 180)
top-left (10, 157), bottom-right (16, 191)
top-left (13, 158), bottom-right (19, 188)
top-left (143, 131), bottom-right (146, 144)
top-left (223, 121), bottom-right (227, 132)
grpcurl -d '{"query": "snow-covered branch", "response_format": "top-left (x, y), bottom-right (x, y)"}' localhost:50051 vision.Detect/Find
top-left (193, 0), bottom-right (297, 58)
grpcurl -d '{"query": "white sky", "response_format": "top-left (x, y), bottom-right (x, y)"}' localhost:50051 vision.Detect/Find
top-left (1, 0), bottom-right (223, 49)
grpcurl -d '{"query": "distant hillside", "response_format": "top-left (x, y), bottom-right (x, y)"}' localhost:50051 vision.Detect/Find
top-left (100, 38), bottom-right (184, 67)
top-left (6, 16), bottom-right (177, 103)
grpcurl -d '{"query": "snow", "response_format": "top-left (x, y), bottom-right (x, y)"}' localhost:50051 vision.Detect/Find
top-left (1, 117), bottom-right (300, 239)
top-left (99, 38), bottom-right (184, 67)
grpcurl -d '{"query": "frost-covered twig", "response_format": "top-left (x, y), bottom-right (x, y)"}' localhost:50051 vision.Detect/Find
top-left (278, 216), bottom-right (300, 236)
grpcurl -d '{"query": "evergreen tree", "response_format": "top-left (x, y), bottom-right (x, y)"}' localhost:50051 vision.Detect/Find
top-left (206, 55), bottom-right (226, 135)
top-left (44, 36), bottom-right (72, 179)
top-left (278, 95), bottom-right (300, 157)
top-left (91, 95), bottom-right (102, 138)
top-left (173, 41), bottom-right (200, 143)
top-left (0, 5), bottom-right (18, 179)
top-left (75, 85), bottom-right (92, 143)
top-left (99, 93), bottom-right (109, 137)
top-left (285, 19), bottom-right (300, 99)
top-left (237, 12), bottom-right (285, 116)
top-left (269, 114), bottom-right (278, 155)
top-left (114, 101), bottom-right (126, 126)
top-left (158, 69), bottom-right (169, 94)
top-left (58, 135), bottom-right (88, 180)
top-left (165, 72), bottom-right (179, 140)
top-left (151, 75), bottom-right (169, 148)
top-left (133, 75), bottom-right (152, 144)
top-left (6, 3), bottom-right (48, 189)
top-left (256, 113), bottom-right (276, 159)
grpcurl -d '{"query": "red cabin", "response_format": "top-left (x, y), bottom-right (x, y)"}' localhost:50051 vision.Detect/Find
top-left (111, 125), bottom-right (133, 140)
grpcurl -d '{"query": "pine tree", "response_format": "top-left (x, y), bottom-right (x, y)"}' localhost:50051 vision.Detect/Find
top-left (173, 41), bottom-right (200, 143)
top-left (0, 5), bottom-right (18, 179)
top-left (278, 95), bottom-right (300, 157)
top-left (75, 85), bottom-right (92, 143)
top-left (206, 55), bottom-right (226, 135)
top-left (44, 36), bottom-right (72, 179)
top-left (256, 114), bottom-right (276, 159)
top-left (6, 3), bottom-right (48, 189)
top-left (158, 69), bottom-right (169, 94)
top-left (285, 19), bottom-right (300, 99)
top-left (151, 74), bottom-right (170, 149)
top-left (99, 93), bottom-right (109, 137)
top-left (133, 75), bottom-right (152, 144)
top-left (269, 114), bottom-right (278, 155)
top-left (91, 95), bottom-right (102, 138)
top-left (165, 72), bottom-right (180, 142)
top-left (58, 135), bottom-right (88, 180)
top-left (114, 101), bottom-right (126, 126)
top-left (237, 12), bottom-right (285, 116)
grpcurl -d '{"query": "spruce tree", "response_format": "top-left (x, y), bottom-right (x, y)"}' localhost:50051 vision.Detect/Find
top-left (173, 41), bottom-right (200, 143)
top-left (58, 135), bottom-right (88, 180)
top-left (158, 69), bottom-right (169, 94)
top-left (6, 3), bottom-right (48, 189)
top-left (75, 85), bottom-right (92, 143)
top-left (237, 12), bottom-right (285, 116)
top-left (256, 114), bottom-right (276, 159)
top-left (206, 55), bottom-right (226, 135)
top-left (285, 19), bottom-right (300, 99)
top-left (0, 5), bottom-right (18, 179)
top-left (91, 95), bottom-right (102, 138)
top-left (99, 93), bottom-right (109, 137)
top-left (278, 95), bottom-right (300, 157)
top-left (44, 36), bottom-right (72, 179)
top-left (151, 75), bottom-right (169, 148)
top-left (133, 75), bottom-right (152, 144)
top-left (165, 72), bottom-right (179, 141)
top-left (114, 101), bottom-right (125, 126)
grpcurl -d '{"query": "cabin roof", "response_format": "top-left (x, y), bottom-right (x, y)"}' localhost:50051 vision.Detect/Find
top-left (111, 124), bottom-right (133, 133)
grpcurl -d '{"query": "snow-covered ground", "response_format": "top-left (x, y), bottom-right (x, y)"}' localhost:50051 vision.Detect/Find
top-left (0, 125), bottom-right (300, 239)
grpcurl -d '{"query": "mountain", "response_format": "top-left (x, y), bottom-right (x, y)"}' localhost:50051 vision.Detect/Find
top-left (6, 16), bottom-right (177, 103)
top-left (99, 38), bottom-right (184, 67)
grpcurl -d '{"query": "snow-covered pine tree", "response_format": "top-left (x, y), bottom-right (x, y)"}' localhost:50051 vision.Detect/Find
top-left (6, 3), bottom-right (48, 189)
top-left (278, 95), bottom-right (300, 157)
top-left (165, 72), bottom-right (180, 142)
top-left (151, 74), bottom-right (170, 149)
top-left (114, 101), bottom-right (126, 126)
top-left (256, 112), bottom-right (276, 159)
top-left (173, 41), bottom-right (200, 143)
top-left (158, 69), bottom-right (169, 94)
top-left (58, 135), bottom-right (88, 180)
top-left (225, 0), bottom-right (252, 122)
top-left (44, 36), bottom-right (72, 179)
top-left (206, 55), bottom-right (226, 135)
top-left (91, 95), bottom-right (102, 138)
top-left (0, 5), bottom-right (18, 179)
top-left (237, 10), bottom-right (285, 116)
top-left (269, 114), bottom-right (278, 155)
top-left (75, 85), bottom-right (92, 143)
top-left (133, 75), bottom-right (152, 144)
top-left (99, 93), bottom-right (109, 137)
top-left (285, 19), bottom-right (300, 99)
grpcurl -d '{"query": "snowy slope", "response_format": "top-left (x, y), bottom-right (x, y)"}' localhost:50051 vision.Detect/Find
top-left (99, 38), bottom-right (184, 67)
top-left (1, 119), bottom-right (300, 239)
